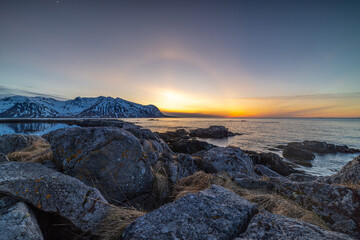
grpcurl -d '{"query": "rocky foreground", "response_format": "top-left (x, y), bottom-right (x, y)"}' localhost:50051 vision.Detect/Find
top-left (0, 119), bottom-right (359, 240)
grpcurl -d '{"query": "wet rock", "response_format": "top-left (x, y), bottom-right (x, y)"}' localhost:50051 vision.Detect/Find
top-left (157, 129), bottom-right (189, 142)
top-left (122, 185), bottom-right (257, 240)
top-left (0, 196), bottom-right (44, 240)
top-left (281, 140), bottom-right (360, 154)
top-left (233, 176), bottom-right (275, 190)
top-left (328, 155), bottom-right (360, 185)
top-left (254, 164), bottom-right (284, 178)
top-left (189, 125), bottom-right (238, 138)
top-left (170, 139), bottom-right (215, 154)
top-left (202, 147), bottom-right (255, 177)
top-left (283, 146), bottom-right (315, 161)
top-left (246, 151), bottom-right (301, 176)
top-left (237, 211), bottom-right (353, 240)
top-left (286, 173), bottom-right (319, 182)
top-left (47, 127), bottom-right (154, 203)
top-left (271, 177), bottom-right (360, 238)
top-left (157, 129), bottom-right (215, 154)
top-left (0, 134), bottom-right (43, 155)
top-left (0, 153), bottom-right (9, 163)
top-left (0, 161), bottom-right (110, 234)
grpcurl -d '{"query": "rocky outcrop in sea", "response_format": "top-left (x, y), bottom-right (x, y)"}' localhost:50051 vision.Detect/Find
top-left (0, 119), bottom-right (359, 239)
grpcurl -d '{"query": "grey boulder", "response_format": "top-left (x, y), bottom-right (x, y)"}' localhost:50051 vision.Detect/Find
top-left (47, 127), bottom-right (154, 203)
top-left (122, 185), bottom-right (257, 240)
top-left (202, 147), bottom-right (255, 177)
top-left (237, 211), bottom-right (353, 240)
top-left (0, 196), bottom-right (44, 240)
top-left (0, 161), bottom-right (109, 234)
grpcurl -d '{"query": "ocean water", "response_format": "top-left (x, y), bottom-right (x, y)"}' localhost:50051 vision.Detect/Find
top-left (0, 118), bottom-right (359, 176)
top-left (126, 118), bottom-right (360, 176)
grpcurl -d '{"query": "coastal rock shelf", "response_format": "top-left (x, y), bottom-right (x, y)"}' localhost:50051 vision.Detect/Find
top-left (0, 119), bottom-right (359, 239)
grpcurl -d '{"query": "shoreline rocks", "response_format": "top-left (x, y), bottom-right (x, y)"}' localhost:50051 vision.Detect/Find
top-left (0, 120), bottom-right (359, 239)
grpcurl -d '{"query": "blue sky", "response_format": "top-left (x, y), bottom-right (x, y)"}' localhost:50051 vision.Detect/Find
top-left (1, 0), bottom-right (359, 117)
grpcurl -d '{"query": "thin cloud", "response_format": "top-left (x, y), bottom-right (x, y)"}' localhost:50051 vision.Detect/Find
top-left (0, 85), bottom-right (67, 100)
top-left (227, 92), bottom-right (360, 101)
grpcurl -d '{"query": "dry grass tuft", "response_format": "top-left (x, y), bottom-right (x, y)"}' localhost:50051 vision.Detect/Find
top-left (337, 182), bottom-right (360, 190)
top-left (246, 193), bottom-right (329, 229)
top-left (7, 140), bottom-right (53, 163)
top-left (170, 172), bottom-right (328, 229)
top-left (98, 206), bottom-right (145, 240)
top-left (151, 163), bottom-right (169, 198)
top-left (172, 171), bottom-right (216, 200)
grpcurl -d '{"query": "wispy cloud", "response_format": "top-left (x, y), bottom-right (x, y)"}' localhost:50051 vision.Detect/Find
top-left (227, 92), bottom-right (360, 101)
top-left (0, 85), bottom-right (67, 100)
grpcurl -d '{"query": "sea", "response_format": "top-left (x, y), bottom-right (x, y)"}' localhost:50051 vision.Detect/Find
top-left (1, 118), bottom-right (359, 176)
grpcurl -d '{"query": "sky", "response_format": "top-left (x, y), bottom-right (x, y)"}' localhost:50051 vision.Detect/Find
top-left (0, 0), bottom-right (360, 117)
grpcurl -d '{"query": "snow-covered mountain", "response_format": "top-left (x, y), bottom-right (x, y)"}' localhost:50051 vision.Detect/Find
top-left (0, 96), bottom-right (165, 118)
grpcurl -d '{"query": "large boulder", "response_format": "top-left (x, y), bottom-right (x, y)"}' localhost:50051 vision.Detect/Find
top-left (47, 127), bottom-right (154, 203)
top-left (237, 211), bottom-right (353, 240)
top-left (0, 196), bottom-right (44, 240)
top-left (328, 155), bottom-right (360, 185)
top-left (202, 147), bottom-right (255, 177)
top-left (246, 151), bottom-right (301, 176)
top-left (122, 185), bottom-right (257, 240)
top-left (271, 177), bottom-right (360, 238)
top-left (0, 134), bottom-right (44, 155)
top-left (282, 146), bottom-right (315, 161)
top-left (0, 161), bottom-right (109, 234)
top-left (189, 125), bottom-right (238, 138)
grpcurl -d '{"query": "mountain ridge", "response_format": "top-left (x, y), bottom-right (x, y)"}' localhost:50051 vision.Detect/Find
top-left (0, 95), bottom-right (165, 118)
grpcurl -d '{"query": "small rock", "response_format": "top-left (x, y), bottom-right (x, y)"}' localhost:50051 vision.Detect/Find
top-left (271, 177), bottom-right (360, 238)
top-left (246, 151), bottom-right (301, 176)
top-left (237, 211), bottom-right (353, 240)
top-left (0, 197), bottom-right (44, 240)
top-left (254, 164), bottom-right (284, 178)
top-left (189, 125), bottom-right (238, 138)
top-left (283, 146), bottom-right (315, 161)
top-left (202, 147), bottom-right (255, 177)
top-left (0, 153), bottom-right (9, 163)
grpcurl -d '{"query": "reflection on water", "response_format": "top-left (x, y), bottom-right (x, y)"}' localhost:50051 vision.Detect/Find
top-left (125, 118), bottom-right (360, 176)
top-left (0, 123), bottom-right (77, 136)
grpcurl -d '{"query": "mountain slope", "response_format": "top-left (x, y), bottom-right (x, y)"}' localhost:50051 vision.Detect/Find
top-left (0, 96), bottom-right (165, 118)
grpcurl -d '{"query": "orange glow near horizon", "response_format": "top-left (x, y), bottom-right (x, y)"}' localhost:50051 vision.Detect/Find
top-left (151, 90), bottom-right (360, 118)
